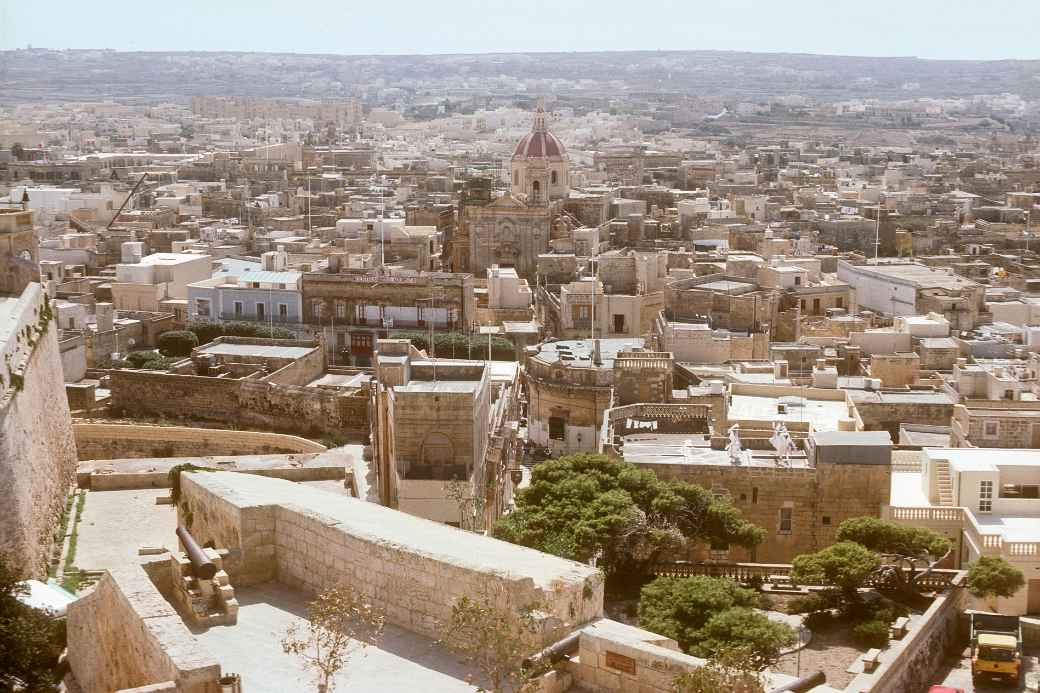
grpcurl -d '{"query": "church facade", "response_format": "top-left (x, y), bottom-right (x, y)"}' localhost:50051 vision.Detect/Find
top-left (463, 101), bottom-right (570, 280)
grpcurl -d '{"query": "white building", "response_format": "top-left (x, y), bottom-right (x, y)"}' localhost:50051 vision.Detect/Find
top-left (888, 448), bottom-right (1040, 615)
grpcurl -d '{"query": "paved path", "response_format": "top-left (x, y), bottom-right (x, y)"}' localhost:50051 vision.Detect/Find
top-left (194, 582), bottom-right (483, 693)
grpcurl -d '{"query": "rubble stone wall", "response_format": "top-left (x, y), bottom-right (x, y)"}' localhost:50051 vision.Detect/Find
top-left (109, 369), bottom-right (370, 440)
top-left (66, 567), bottom-right (221, 693)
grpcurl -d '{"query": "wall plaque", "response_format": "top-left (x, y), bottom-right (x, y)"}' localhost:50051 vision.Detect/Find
top-left (605, 650), bottom-right (637, 675)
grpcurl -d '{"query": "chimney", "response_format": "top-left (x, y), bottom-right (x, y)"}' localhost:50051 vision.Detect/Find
top-left (96, 302), bottom-right (114, 333)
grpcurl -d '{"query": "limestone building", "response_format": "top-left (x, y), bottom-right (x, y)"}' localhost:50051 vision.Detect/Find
top-left (369, 339), bottom-right (521, 528)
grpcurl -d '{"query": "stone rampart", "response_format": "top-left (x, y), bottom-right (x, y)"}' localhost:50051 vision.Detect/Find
top-left (178, 471), bottom-right (603, 648)
top-left (66, 567), bottom-right (222, 693)
top-left (109, 369), bottom-right (370, 440)
top-left (74, 423), bottom-right (326, 461)
top-left (0, 283), bottom-right (78, 576)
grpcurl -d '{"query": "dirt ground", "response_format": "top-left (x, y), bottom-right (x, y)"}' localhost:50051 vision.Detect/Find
top-left (772, 617), bottom-right (867, 689)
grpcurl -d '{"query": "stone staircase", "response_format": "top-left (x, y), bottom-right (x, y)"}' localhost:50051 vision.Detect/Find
top-left (936, 459), bottom-right (954, 506)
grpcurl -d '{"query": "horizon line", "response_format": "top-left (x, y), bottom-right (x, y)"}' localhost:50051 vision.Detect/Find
top-left (5, 45), bottom-right (1040, 63)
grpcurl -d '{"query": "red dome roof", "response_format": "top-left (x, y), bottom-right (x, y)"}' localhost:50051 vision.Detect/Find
top-left (512, 130), bottom-right (566, 159)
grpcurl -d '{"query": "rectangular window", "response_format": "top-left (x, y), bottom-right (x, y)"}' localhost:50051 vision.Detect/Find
top-left (196, 299), bottom-right (211, 317)
top-left (233, 301), bottom-right (243, 317)
top-left (256, 302), bottom-right (265, 320)
top-left (821, 516), bottom-right (832, 526)
top-left (548, 417), bottom-right (566, 441)
top-left (613, 314), bottom-right (626, 333)
top-left (836, 296), bottom-right (844, 309)
top-left (984, 421), bottom-right (999, 437)
top-left (778, 507), bottom-right (793, 534)
top-left (751, 487), bottom-right (759, 504)
top-left (279, 303), bottom-right (288, 319)
top-left (335, 301), bottom-right (346, 319)
top-left (979, 480), bottom-right (993, 513)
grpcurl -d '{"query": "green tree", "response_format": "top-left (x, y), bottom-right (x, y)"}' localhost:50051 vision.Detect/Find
top-left (494, 454), bottom-right (764, 577)
top-left (836, 517), bottom-right (949, 558)
top-left (791, 541), bottom-right (880, 603)
top-left (696, 607), bottom-right (795, 669)
top-left (638, 575), bottom-right (792, 666)
top-left (440, 594), bottom-right (547, 693)
top-left (281, 584), bottom-right (385, 693)
top-left (966, 556), bottom-right (1025, 611)
top-left (157, 330), bottom-right (199, 357)
top-left (672, 646), bottom-right (764, 693)
top-left (0, 555), bottom-right (66, 692)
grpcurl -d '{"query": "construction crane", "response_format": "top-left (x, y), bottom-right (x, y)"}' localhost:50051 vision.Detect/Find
top-left (105, 173), bottom-right (150, 231)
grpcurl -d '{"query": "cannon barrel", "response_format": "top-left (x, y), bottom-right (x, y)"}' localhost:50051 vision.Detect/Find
top-left (176, 526), bottom-right (217, 580)
top-left (521, 630), bottom-right (580, 670)
top-left (768, 671), bottom-right (826, 693)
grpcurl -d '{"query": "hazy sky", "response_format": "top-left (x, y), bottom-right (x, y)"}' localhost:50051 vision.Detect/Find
top-left (3, 0), bottom-right (1039, 60)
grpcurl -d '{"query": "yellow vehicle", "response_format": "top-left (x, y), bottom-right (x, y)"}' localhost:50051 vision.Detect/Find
top-left (971, 613), bottom-right (1022, 687)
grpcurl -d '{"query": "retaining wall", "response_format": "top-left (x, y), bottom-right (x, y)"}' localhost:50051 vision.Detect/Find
top-left (74, 423), bottom-right (326, 461)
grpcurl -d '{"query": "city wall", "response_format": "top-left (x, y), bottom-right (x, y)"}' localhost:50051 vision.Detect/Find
top-left (74, 423), bottom-right (326, 460)
top-left (0, 284), bottom-right (78, 577)
top-left (109, 369), bottom-right (370, 440)
top-left (178, 471), bottom-right (604, 648)
top-left (66, 567), bottom-right (222, 693)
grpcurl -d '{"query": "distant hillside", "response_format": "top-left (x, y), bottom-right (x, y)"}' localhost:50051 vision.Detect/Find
top-left (2, 48), bottom-right (1039, 103)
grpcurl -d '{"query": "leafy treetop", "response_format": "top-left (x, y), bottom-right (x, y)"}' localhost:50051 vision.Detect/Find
top-left (494, 454), bottom-right (764, 576)
top-left (836, 517), bottom-right (949, 559)
top-left (966, 556), bottom-right (1025, 600)
top-left (791, 541), bottom-right (880, 598)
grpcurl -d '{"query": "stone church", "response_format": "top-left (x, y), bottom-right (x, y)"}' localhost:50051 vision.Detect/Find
top-left (461, 100), bottom-right (572, 279)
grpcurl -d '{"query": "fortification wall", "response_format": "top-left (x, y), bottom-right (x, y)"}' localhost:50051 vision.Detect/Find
top-left (0, 284), bottom-right (78, 577)
top-left (66, 567), bottom-right (221, 693)
top-left (74, 423), bottom-right (326, 461)
top-left (108, 370), bottom-right (369, 440)
top-left (179, 471), bottom-right (603, 648)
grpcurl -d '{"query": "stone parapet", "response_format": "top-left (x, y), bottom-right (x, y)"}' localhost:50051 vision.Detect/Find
top-left (178, 471), bottom-right (604, 649)
top-left (67, 567), bottom-right (222, 693)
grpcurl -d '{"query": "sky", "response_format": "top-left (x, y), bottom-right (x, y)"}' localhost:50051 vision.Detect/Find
top-left (3, 0), bottom-right (1040, 61)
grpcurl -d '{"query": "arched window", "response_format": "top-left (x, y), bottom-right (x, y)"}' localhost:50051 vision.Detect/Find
top-left (551, 170), bottom-right (558, 185)
top-left (532, 180), bottom-right (541, 201)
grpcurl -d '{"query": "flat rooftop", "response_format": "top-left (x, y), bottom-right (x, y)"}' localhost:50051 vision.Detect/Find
top-left (622, 434), bottom-right (810, 469)
top-left (534, 338), bottom-right (644, 368)
top-left (729, 393), bottom-right (850, 431)
top-left (196, 342), bottom-right (315, 360)
top-left (697, 279), bottom-right (756, 294)
top-left (926, 448), bottom-right (1040, 473)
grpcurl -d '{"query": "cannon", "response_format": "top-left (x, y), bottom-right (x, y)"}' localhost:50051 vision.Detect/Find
top-left (176, 526), bottom-right (217, 580)
top-left (768, 671), bottom-right (826, 693)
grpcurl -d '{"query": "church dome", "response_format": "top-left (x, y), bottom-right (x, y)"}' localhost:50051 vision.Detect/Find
top-left (511, 100), bottom-right (567, 160)
top-left (512, 130), bottom-right (566, 160)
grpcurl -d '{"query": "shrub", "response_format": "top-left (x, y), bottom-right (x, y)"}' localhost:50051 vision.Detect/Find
top-left (185, 321), bottom-right (296, 344)
top-left (157, 330), bottom-right (198, 357)
top-left (851, 620), bottom-right (890, 648)
top-left (786, 593), bottom-right (833, 615)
